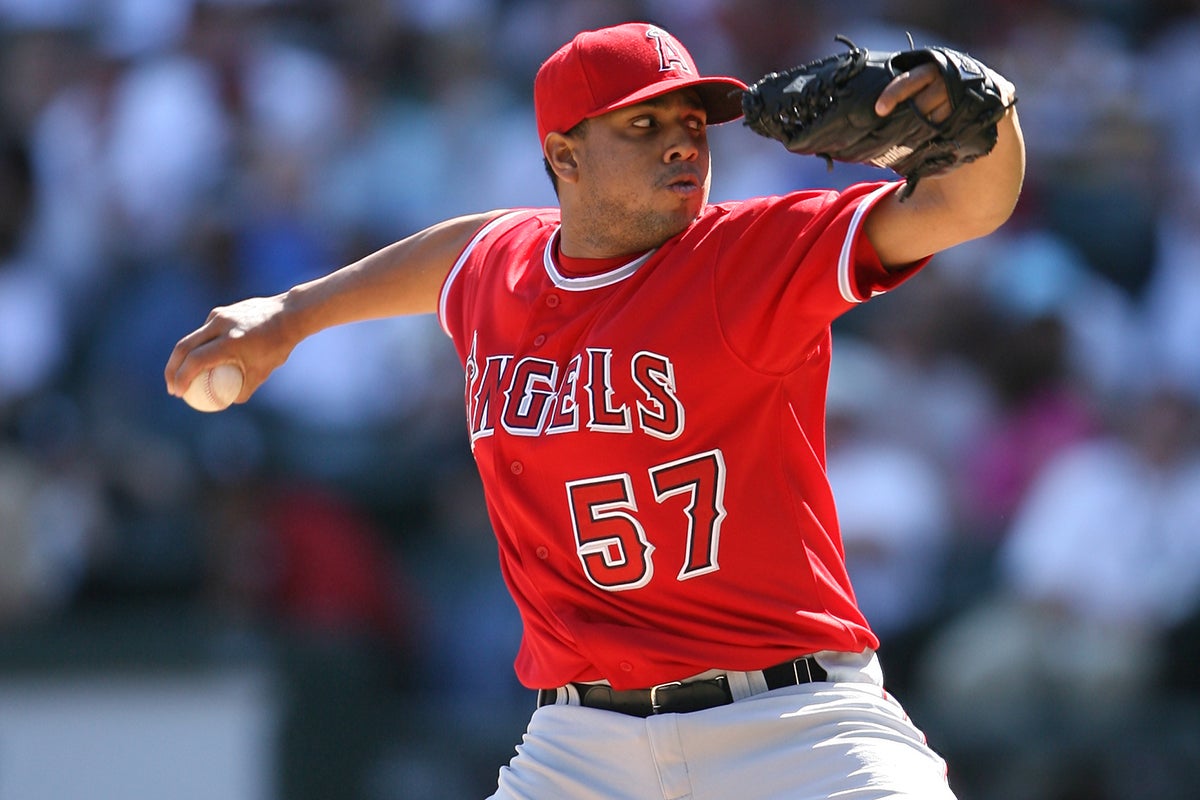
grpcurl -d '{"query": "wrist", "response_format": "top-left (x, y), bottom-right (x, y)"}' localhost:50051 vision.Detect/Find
top-left (278, 282), bottom-right (321, 351)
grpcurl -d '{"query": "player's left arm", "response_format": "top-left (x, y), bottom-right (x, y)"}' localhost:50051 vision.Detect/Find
top-left (864, 64), bottom-right (1026, 270)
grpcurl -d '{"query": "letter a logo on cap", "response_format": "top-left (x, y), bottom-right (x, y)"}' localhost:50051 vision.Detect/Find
top-left (646, 26), bottom-right (692, 74)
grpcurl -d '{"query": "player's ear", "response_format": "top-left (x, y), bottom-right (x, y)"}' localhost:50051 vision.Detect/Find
top-left (543, 132), bottom-right (580, 185)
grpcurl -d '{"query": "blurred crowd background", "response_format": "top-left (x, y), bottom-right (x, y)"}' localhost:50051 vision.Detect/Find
top-left (1, 0), bottom-right (1199, 798)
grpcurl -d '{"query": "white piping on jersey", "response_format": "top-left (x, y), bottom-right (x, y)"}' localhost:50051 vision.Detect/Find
top-left (543, 227), bottom-right (657, 291)
top-left (837, 182), bottom-right (902, 304)
top-left (438, 210), bottom-right (532, 337)
top-left (445, 183), bottom-right (899, 337)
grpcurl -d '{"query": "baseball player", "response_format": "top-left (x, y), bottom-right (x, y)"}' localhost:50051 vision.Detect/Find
top-left (165, 22), bottom-right (1024, 800)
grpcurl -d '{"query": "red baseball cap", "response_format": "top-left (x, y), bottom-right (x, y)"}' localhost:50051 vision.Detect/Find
top-left (534, 22), bottom-right (747, 146)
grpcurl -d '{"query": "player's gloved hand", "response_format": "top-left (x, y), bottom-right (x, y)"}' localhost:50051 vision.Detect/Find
top-left (741, 36), bottom-right (1017, 199)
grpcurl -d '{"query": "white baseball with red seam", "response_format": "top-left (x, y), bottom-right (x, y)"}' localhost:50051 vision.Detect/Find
top-left (182, 364), bottom-right (244, 412)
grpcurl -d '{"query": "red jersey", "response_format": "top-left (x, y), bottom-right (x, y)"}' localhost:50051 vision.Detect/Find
top-left (437, 181), bottom-right (925, 690)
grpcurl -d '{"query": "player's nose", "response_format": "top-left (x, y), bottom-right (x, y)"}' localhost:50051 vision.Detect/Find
top-left (664, 124), bottom-right (701, 162)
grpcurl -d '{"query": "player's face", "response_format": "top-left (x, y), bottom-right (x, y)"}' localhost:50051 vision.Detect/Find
top-left (570, 89), bottom-right (712, 253)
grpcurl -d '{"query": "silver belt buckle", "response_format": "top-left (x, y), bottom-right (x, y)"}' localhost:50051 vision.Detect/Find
top-left (649, 681), bottom-right (684, 713)
top-left (793, 657), bottom-right (815, 684)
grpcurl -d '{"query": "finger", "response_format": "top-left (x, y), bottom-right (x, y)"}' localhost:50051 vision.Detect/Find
top-left (164, 322), bottom-right (230, 396)
top-left (874, 63), bottom-right (939, 116)
top-left (914, 86), bottom-right (952, 123)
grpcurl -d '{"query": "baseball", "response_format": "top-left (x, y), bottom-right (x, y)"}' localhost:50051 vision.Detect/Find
top-left (182, 363), bottom-right (244, 412)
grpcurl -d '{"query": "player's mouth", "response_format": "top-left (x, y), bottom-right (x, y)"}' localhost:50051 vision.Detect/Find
top-left (662, 169), bottom-right (702, 194)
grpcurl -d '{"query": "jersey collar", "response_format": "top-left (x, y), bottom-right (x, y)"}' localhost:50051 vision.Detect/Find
top-left (543, 227), bottom-right (656, 291)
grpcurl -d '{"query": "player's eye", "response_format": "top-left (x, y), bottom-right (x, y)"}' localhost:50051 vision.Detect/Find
top-left (631, 116), bottom-right (657, 129)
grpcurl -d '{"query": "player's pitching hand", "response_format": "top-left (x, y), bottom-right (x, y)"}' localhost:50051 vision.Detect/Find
top-left (164, 294), bottom-right (296, 404)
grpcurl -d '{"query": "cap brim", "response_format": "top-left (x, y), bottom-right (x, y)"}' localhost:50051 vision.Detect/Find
top-left (592, 76), bottom-right (748, 126)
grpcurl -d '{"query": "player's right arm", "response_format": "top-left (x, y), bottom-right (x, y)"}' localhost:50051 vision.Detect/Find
top-left (164, 210), bottom-right (507, 403)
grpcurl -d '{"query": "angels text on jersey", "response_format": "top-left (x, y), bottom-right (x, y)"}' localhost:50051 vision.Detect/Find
top-left (464, 330), bottom-right (685, 445)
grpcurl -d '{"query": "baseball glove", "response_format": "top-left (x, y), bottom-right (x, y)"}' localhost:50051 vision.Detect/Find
top-left (741, 36), bottom-right (1015, 199)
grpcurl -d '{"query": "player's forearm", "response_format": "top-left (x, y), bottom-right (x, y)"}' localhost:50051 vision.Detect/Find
top-left (868, 106), bottom-right (1025, 268)
top-left (927, 105), bottom-right (1026, 237)
top-left (283, 210), bottom-right (506, 339)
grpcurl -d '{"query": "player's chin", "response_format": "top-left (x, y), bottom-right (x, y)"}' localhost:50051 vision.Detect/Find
top-left (657, 196), bottom-right (700, 221)
top-left (626, 211), bottom-right (692, 250)
top-left (660, 185), bottom-right (706, 220)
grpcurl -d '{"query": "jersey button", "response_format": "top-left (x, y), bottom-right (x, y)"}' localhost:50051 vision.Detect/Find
top-left (545, 294), bottom-right (560, 308)
top-left (533, 334), bottom-right (546, 347)
top-left (535, 546), bottom-right (549, 560)
top-left (619, 661), bottom-right (634, 673)
top-left (510, 461), bottom-right (524, 475)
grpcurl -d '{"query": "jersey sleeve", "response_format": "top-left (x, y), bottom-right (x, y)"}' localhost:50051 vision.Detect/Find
top-left (712, 180), bottom-right (927, 374)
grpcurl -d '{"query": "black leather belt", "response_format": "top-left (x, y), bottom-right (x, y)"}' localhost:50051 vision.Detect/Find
top-left (536, 655), bottom-right (828, 717)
